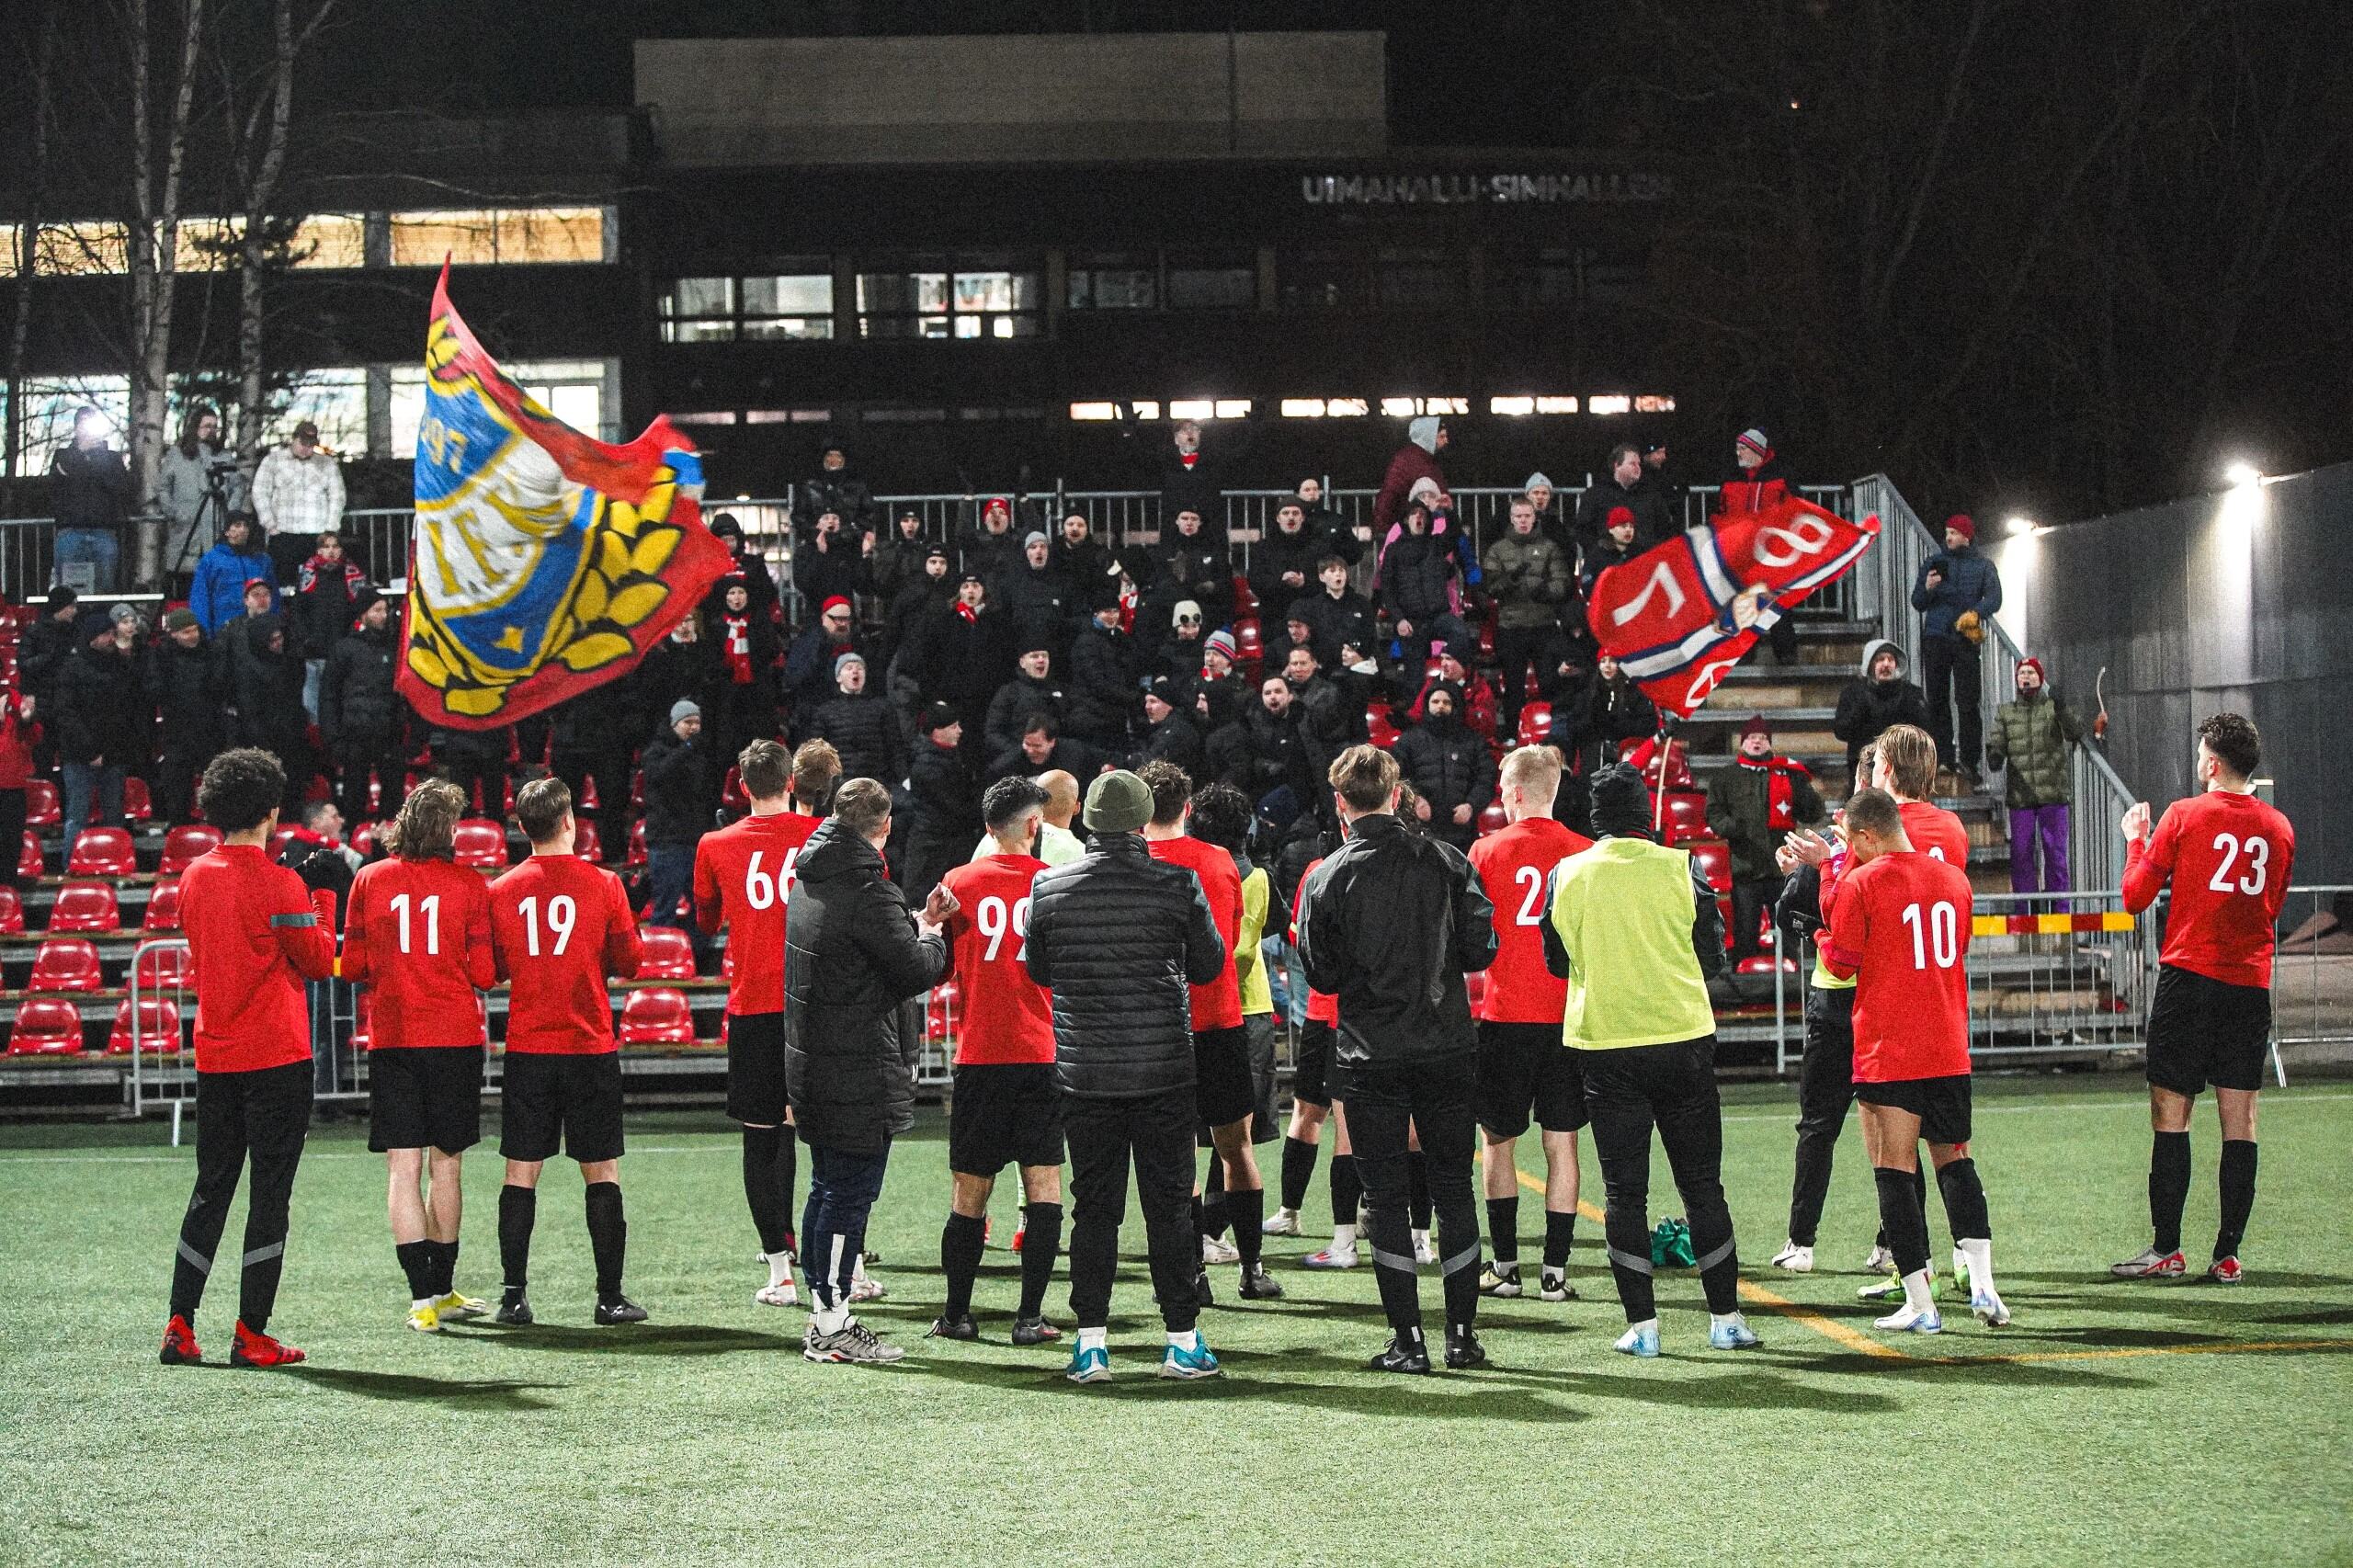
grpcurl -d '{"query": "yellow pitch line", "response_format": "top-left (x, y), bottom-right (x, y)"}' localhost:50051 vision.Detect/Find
top-left (1932, 1337), bottom-right (2353, 1367)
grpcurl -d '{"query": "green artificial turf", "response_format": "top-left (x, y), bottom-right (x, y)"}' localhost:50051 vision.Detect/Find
top-left (4, 1074), bottom-right (2350, 1568)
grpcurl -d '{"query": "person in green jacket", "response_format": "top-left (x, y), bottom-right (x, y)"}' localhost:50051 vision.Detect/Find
top-left (1985, 658), bottom-right (2084, 898)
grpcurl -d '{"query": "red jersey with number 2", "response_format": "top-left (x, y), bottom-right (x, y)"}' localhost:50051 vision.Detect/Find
top-left (939, 853), bottom-right (1053, 1066)
top-left (693, 810), bottom-right (822, 1016)
top-left (1147, 834), bottom-right (1243, 1030)
top-left (1823, 849), bottom-right (1974, 1084)
top-left (1469, 816), bottom-right (1593, 1023)
top-left (2124, 790), bottom-right (2294, 989)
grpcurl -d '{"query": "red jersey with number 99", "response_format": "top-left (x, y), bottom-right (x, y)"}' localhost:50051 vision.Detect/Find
top-left (1469, 816), bottom-right (1593, 1023)
top-left (939, 852), bottom-right (1053, 1065)
top-left (2124, 790), bottom-right (2295, 988)
top-left (1823, 849), bottom-right (1974, 1084)
top-left (693, 810), bottom-right (823, 1016)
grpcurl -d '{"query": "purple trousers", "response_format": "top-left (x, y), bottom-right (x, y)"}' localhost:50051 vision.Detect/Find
top-left (2009, 804), bottom-right (2073, 896)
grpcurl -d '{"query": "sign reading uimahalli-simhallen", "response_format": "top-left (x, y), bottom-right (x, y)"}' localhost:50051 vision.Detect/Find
top-left (1300, 172), bottom-right (1672, 206)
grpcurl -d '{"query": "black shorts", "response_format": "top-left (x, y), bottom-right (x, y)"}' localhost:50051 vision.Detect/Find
top-left (948, 1062), bottom-right (1065, 1176)
top-left (1292, 1018), bottom-right (1335, 1108)
top-left (1244, 1014), bottom-right (1279, 1143)
top-left (1193, 1025), bottom-right (1256, 1131)
top-left (369, 1045), bottom-right (485, 1153)
top-left (726, 1011), bottom-right (789, 1125)
top-left (1476, 1020), bottom-right (1589, 1138)
top-left (1855, 1074), bottom-right (1972, 1146)
top-left (500, 1051), bottom-right (625, 1165)
top-left (2144, 963), bottom-right (2273, 1096)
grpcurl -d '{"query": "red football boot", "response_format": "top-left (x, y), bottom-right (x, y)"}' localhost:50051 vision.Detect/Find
top-left (230, 1321), bottom-right (307, 1368)
top-left (160, 1315), bottom-right (203, 1367)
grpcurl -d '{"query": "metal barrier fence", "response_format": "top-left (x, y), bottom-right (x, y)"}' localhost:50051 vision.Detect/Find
top-left (125, 937), bottom-right (196, 1142)
top-left (2275, 885), bottom-right (2353, 1058)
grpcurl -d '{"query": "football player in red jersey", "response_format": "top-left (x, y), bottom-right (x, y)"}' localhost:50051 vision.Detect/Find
top-left (488, 779), bottom-right (645, 1326)
top-left (342, 779), bottom-right (498, 1333)
top-left (2113, 712), bottom-right (2294, 1283)
top-left (693, 738), bottom-right (838, 1308)
top-left (1138, 761), bottom-right (1282, 1302)
top-left (1821, 788), bottom-right (2007, 1333)
top-left (1468, 746), bottom-right (1593, 1301)
top-left (927, 777), bottom-right (1065, 1345)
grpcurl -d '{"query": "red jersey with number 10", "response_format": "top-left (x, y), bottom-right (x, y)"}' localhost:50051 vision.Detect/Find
top-left (693, 810), bottom-right (822, 1016)
top-left (939, 853), bottom-right (1053, 1065)
top-left (1147, 834), bottom-right (1244, 1030)
top-left (1469, 817), bottom-right (1592, 1023)
top-left (342, 857), bottom-right (496, 1048)
top-left (2123, 790), bottom-right (2294, 989)
top-left (1823, 849), bottom-right (1974, 1083)
top-left (490, 855), bottom-right (643, 1054)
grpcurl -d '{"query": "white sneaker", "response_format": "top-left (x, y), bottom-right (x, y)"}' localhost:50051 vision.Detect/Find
top-left (1970, 1287), bottom-right (2011, 1328)
top-left (755, 1279), bottom-right (799, 1308)
top-left (1862, 1243), bottom-right (1895, 1272)
top-left (1200, 1233), bottom-right (1241, 1266)
top-left (1412, 1230), bottom-right (1437, 1266)
top-left (1874, 1301), bottom-right (1943, 1334)
top-left (848, 1266), bottom-right (886, 1304)
top-left (1770, 1241), bottom-right (1814, 1273)
top-left (1261, 1208), bottom-right (1302, 1237)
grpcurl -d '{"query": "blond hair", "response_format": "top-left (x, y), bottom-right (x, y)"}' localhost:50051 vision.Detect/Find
top-left (1498, 744), bottom-right (1563, 807)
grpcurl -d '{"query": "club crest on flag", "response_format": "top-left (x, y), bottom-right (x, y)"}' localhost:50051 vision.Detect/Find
top-left (399, 266), bottom-right (733, 728)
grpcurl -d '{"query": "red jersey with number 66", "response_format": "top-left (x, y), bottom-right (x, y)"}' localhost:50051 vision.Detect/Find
top-left (491, 855), bottom-right (643, 1054)
top-left (2124, 790), bottom-right (2294, 989)
top-left (939, 852), bottom-right (1053, 1065)
top-left (693, 810), bottom-right (823, 1016)
top-left (1822, 849), bottom-right (1974, 1083)
top-left (341, 857), bottom-right (496, 1048)
top-left (1469, 816), bottom-right (1592, 1023)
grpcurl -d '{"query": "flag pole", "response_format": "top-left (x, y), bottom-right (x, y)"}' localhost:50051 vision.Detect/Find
top-left (1651, 713), bottom-right (1679, 836)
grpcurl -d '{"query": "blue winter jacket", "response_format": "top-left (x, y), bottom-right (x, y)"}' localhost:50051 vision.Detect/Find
top-left (191, 540), bottom-right (278, 634)
top-left (1910, 546), bottom-right (2002, 641)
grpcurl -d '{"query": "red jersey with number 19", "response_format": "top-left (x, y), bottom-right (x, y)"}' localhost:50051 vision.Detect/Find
top-left (490, 855), bottom-right (644, 1054)
top-left (341, 857), bottom-right (496, 1048)
top-left (693, 810), bottom-right (822, 1016)
top-left (939, 853), bottom-right (1053, 1065)
top-left (2123, 790), bottom-right (2294, 988)
top-left (1822, 849), bottom-right (1974, 1083)
top-left (1469, 817), bottom-right (1592, 1023)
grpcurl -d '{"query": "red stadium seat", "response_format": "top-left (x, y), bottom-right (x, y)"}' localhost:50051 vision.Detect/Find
top-left (7, 998), bottom-right (85, 1055)
top-left (626, 820), bottom-right (648, 869)
top-left (47, 881), bottom-right (121, 934)
top-left (1662, 792), bottom-right (1712, 846)
top-left (121, 776), bottom-right (153, 821)
top-left (67, 827), bottom-right (137, 878)
top-left (630, 770), bottom-right (645, 809)
top-left (133, 942), bottom-right (194, 993)
top-left (1735, 954), bottom-right (1798, 975)
top-left (1476, 802), bottom-right (1508, 836)
top-left (24, 779), bottom-right (58, 827)
top-left (1366, 704), bottom-right (1400, 750)
top-left (926, 980), bottom-right (960, 1045)
top-left (1462, 969), bottom-right (1490, 1014)
top-left (18, 830), bottom-right (42, 882)
top-left (578, 776), bottom-right (600, 812)
top-left (141, 879), bottom-right (183, 932)
top-left (267, 826), bottom-right (299, 860)
top-left (635, 926), bottom-right (697, 980)
top-left (108, 996), bottom-right (182, 1054)
top-left (1233, 619), bottom-right (1265, 670)
top-left (350, 822), bottom-right (380, 857)
top-left (572, 820), bottom-right (603, 861)
top-left (1687, 840), bottom-right (1733, 894)
top-left (0, 886), bottom-right (21, 935)
top-left (1515, 701), bottom-right (1552, 750)
top-left (619, 987), bottom-right (696, 1045)
top-left (1620, 736), bottom-right (1694, 792)
top-left (1232, 572), bottom-right (1257, 616)
top-left (159, 824), bottom-right (223, 875)
top-left (721, 767), bottom-right (749, 815)
top-left (1477, 604), bottom-right (1497, 661)
top-left (452, 818), bottom-right (509, 869)
top-left (28, 937), bottom-right (104, 993)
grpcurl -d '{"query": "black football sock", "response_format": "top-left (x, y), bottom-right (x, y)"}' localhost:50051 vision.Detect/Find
top-left (498, 1184), bottom-right (537, 1291)
top-left (1873, 1167), bottom-right (1930, 1279)
top-left (940, 1211), bottom-right (986, 1321)
top-left (775, 1134), bottom-right (799, 1256)
top-left (1330, 1155), bottom-right (1363, 1235)
top-left (1935, 1158), bottom-right (1991, 1244)
top-left (1407, 1153), bottom-right (1433, 1232)
top-left (1486, 1196), bottom-right (1521, 1266)
top-left (2214, 1140), bottom-right (2257, 1261)
top-left (1229, 1185), bottom-right (1265, 1269)
top-left (585, 1182), bottom-right (626, 1299)
top-left (395, 1240), bottom-right (436, 1301)
top-left (437, 1240), bottom-right (460, 1296)
top-left (741, 1126), bottom-right (788, 1255)
top-left (1442, 1249), bottom-right (1482, 1331)
top-left (1911, 1163), bottom-right (1932, 1258)
top-left (1543, 1209), bottom-right (1578, 1273)
top-left (2150, 1130), bottom-right (2190, 1255)
top-left (1279, 1135), bottom-right (1319, 1211)
top-left (1017, 1201), bottom-right (1063, 1319)
top-left (1201, 1158), bottom-right (1231, 1241)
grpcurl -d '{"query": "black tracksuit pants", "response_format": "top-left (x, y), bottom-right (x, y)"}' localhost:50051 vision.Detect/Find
top-left (1921, 635), bottom-right (1982, 770)
top-left (1581, 1035), bottom-right (1740, 1323)
top-left (1064, 1088), bottom-right (1199, 1335)
top-left (1336, 1048), bottom-right (1482, 1336)
top-left (1788, 984), bottom-right (1857, 1248)
top-left (168, 1061), bottom-right (312, 1332)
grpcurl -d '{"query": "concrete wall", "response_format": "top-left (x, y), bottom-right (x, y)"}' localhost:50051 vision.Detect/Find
top-left (2013, 461), bottom-right (2353, 884)
top-left (633, 31), bottom-right (1387, 166)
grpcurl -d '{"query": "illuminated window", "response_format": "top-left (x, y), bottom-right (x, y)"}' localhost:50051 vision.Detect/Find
top-left (1280, 399), bottom-right (1326, 418)
top-left (1324, 398), bottom-right (1369, 418)
top-left (1634, 394), bottom-right (1676, 413)
top-left (173, 217), bottom-right (244, 272)
top-left (1489, 396), bottom-right (1535, 416)
top-left (1381, 396), bottom-right (1467, 417)
top-left (1166, 400), bottom-right (1215, 421)
top-left (36, 222), bottom-right (134, 277)
top-left (388, 207), bottom-right (606, 267)
top-left (1588, 394), bottom-right (1631, 415)
top-left (1129, 400), bottom-right (1162, 420)
top-left (10, 377), bottom-right (131, 474)
top-left (1536, 396), bottom-right (1579, 415)
top-left (269, 369), bottom-right (369, 453)
top-left (673, 412), bottom-right (739, 426)
top-left (859, 263), bottom-right (1040, 340)
top-left (1069, 402), bottom-right (1120, 421)
top-left (290, 215), bottom-right (367, 269)
top-left (661, 271), bottom-right (834, 343)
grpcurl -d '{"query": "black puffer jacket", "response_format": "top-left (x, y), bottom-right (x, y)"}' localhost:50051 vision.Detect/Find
top-left (804, 689), bottom-right (905, 785)
top-left (1025, 833), bottom-right (1225, 1101)
top-left (320, 622), bottom-right (401, 747)
top-left (1393, 714), bottom-right (1497, 846)
top-left (1296, 812), bottom-right (1497, 1067)
top-left (640, 728), bottom-right (715, 846)
top-left (145, 637), bottom-right (222, 752)
top-left (782, 820), bottom-right (947, 1154)
top-left (999, 562), bottom-right (1073, 662)
top-left (1066, 621), bottom-right (1137, 743)
top-left (984, 671), bottom-right (1067, 760)
top-left (58, 635), bottom-right (151, 766)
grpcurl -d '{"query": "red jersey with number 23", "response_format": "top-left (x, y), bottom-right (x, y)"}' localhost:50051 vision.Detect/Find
top-left (1823, 849), bottom-right (1974, 1084)
top-left (693, 810), bottom-right (822, 1016)
top-left (2123, 790), bottom-right (2294, 989)
top-left (939, 853), bottom-right (1053, 1065)
top-left (1147, 834), bottom-right (1243, 1030)
top-left (491, 855), bottom-right (643, 1054)
top-left (1469, 816), bottom-right (1593, 1023)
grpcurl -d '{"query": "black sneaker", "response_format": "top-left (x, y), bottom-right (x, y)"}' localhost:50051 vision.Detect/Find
top-left (1010, 1315), bottom-right (1062, 1346)
top-left (1238, 1263), bottom-right (1285, 1300)
top-left (1445, 1326), bottom-right (1489, 1369)
top-left (494, 1288), bottom-right (534, 1326)
top-left (926, 1312), bottom-right (979, 1340)
top-left (1193, 1269), bottom-right (1216, 1309)
top-left (594, 1293), bottom-right (648, 1325)
top-left (1367, 1333), bottom-right (1432, 1374)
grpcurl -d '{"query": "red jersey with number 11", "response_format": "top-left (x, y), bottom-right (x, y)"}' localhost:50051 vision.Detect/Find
top-left (342, 857), bottom-right (496, 1048)
top-left (1469, 817), bottom-right (1592, 1023)
top-left (693, 810), bottom-right (822, 1016)
top-left (1822, 849), bottom-right (1974, 1084)
top-left (939, 853), bottom-right (1053, 1065)
top-left (2124, 790), bottom-right (2294, 989)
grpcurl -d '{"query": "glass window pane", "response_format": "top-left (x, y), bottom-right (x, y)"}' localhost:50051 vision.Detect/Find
top-left (14, 377), bottom-right (131, 475)
top-left (389, 207), bottom-right (604, 267)
top-left (857, 272), bottom-right (946, 314)
top-left (1279, 253), bottom-right (1371, 309)
top-left (290, 215), bottom-right (367, 270)
top-left (739, 317), bottom-right (833, 341)
top-left (666, 277), bottom-right (734, 317)
top-left (662, 319), bottom-right (736, 343)
top-left (270, 369), bottom-right (369, 452)
top-left (546, 384), bottom-right (600, 433)
top-left (1167, 267), bottom-right (1255, 310)
top-left (743, 274), bottom-right (832, 314)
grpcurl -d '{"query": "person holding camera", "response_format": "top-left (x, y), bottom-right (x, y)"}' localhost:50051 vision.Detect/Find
top-left (155, 405), bottom-right (247, 597)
